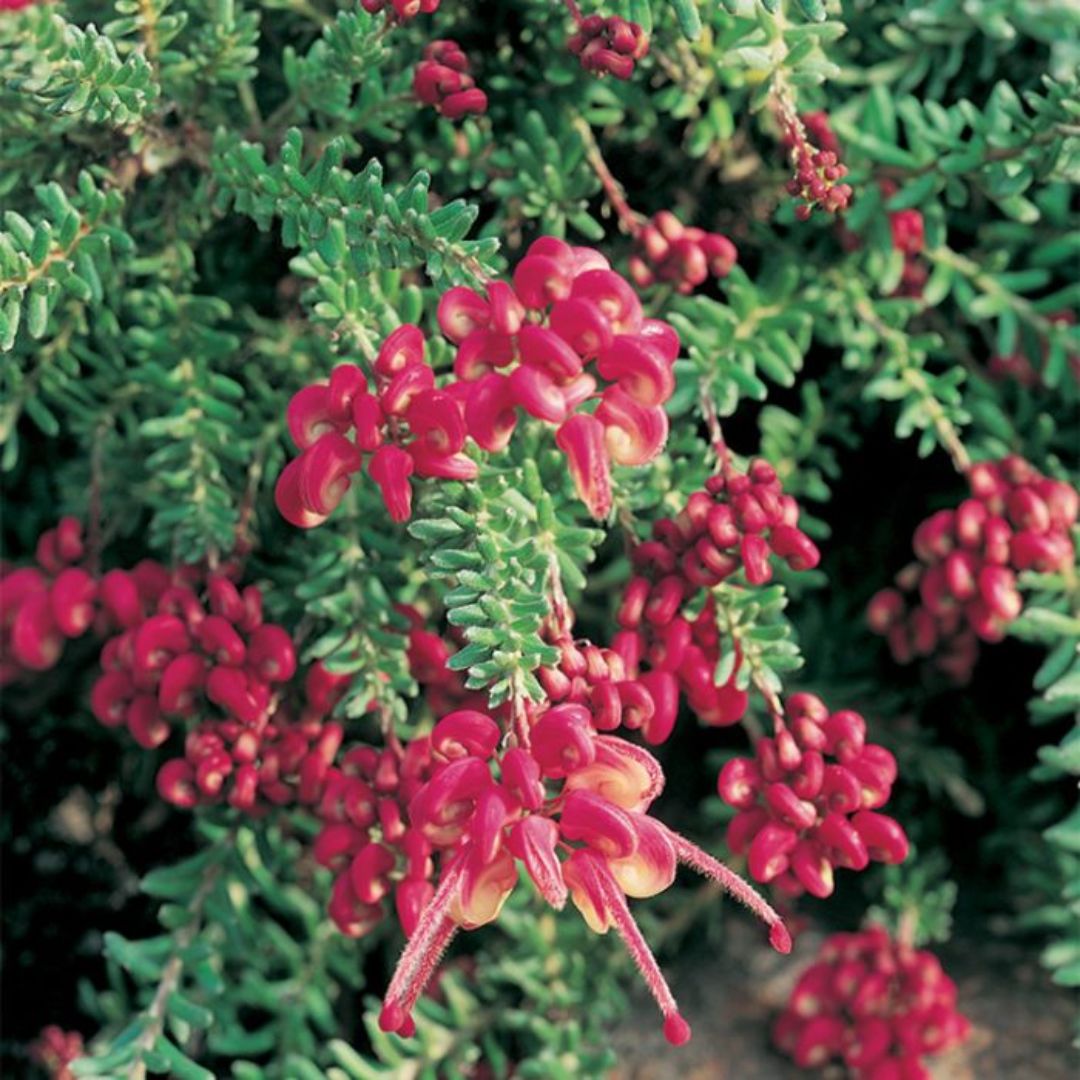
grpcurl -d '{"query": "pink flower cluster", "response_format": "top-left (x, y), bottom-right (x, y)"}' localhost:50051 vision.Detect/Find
top-left (628, 211), bottom-right (738, 295)
top-left (361, 0), bottom-right (439, 20)
top-left (440, 237), bottom-right (678, 518)
top-left (718, 693), bottom-right (908, 898)
top-left (615, 460), bottom-right (821, 732)
top-left (774, 927), bottom-right (970, 1078)
top-left (276, 324), bottom-right (481, 527)
top-left (315, 735), bottom-right (439, 939)
top-left (781, 111), bottom-right (853, 220)
top-left (81, 564), bottom-right (351, 815)
top-left (536, 615), bottom-right (680, 745)
top-left (276, 238), bottom-right (680, 527)
top-left (377, 704), bottom-right (791, 1045)
top-left (413, 40), bottom-right (488, 119)
top-left (29, 1026), bottom-right (84, 1080)
top-left (1, 518), bottom-right (96, 683)
top-left (868, 455), bottom-right (1078, 683)
top-left (567, 14), bottom-right (649, 80)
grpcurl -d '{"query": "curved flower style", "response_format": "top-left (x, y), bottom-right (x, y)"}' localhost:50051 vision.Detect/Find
top-left (376, 704), bottom-right (791, 1044)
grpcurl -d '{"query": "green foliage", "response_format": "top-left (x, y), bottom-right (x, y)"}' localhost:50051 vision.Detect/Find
top-left (670, 266), bottom-right (811, 418)
top-left (713, 579), bottom-right (805, 699)
top-left (4, 0), bottom-right (1080, 1074)
top-left (490, 111), bottom-right (603, 240)
top-left (0, 172), bottom-right (129, 353)
top-left (211, 128), bottom-right (500, 290)
top-left (410, 449), bottom-right (603, 707)
top-left (4, 10), bottom-right (160, 126)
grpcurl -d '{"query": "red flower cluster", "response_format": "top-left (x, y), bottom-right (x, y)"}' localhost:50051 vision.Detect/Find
top-left (275, 238), bottom-right (679, 526)
top-left (567, 14), bottom-right (649, 80)
top-left (1, 518), bottom-right (96, 683)
top-left (438, 236), bottom-right (678, 518)
top-left (361, 0), bottom-right (439, 20)
top-left (82, 565), bottom-right (342, 814)
top-left (615, 460), bottom-right (821, 732)
top-left (0, 0), bottom-right (36, 10)
top-left (155, 662), bottom-right (345, 814)
top-left (29, 1026), bottom-right (84, 1080)
top-left (413, 40), bottom-right (488, 120)
top-left (377, 704), bottom-right (791, 1044)
top-left (315, 734), bottom-right (439, 939)
top-left (276, 325), bottom-right (480, 527)
top-left (876, 179), bottom-right (929, 299)
top-left (774, 926), bottom-right (970, 1078)
top-left (628, 211), bottom-right (738, 294)
top-left (718, 693), bottom-right (908, 898)
top-left (868, 455), bottom-right (1079, 683)
top-left (537, 613), bottom-right (680, 746)
top-left (781, 112), bottom-right (852, 220)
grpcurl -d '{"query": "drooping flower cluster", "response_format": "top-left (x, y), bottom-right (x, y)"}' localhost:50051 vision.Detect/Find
top-left (1, 518), bottom-right (96, 684)
top-left (314, 734), bottom-right (439, 939)
top-left (718, 693), bottom-right (908, 898)
top-left (615, 460), bottom-right (821, 732)
top-left (437, 237), bottom-right (678, 518)
top-left (276, 326), bottom-right (480, 527)
top-left (780, 110), bottom-right (853, 220)
top-left (361, 0), bottom-right (439, 21)
top-left (29, 1026), bottom-right (84, 1080)
top-left (83, 565), bottom-right (346, 814)
top-left (413, 40), bottom-right (488, 120)
top-left (377, 703), bottom-right (791, 1044)
top-left (868, 455), bottom-right (1078, 683)
top-left (774, 927), bottom-right (970, 1077)
top-left (537, 615), bottom-right (680, 746)
top-left (566, 13), bottom-right (649, 80)
top-left (627, 211), bottom-right (738, 295)
top-left (275, 238), bottom-right (678, 527)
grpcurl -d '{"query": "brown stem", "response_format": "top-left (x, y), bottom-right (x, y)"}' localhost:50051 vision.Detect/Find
top-left (699, 381), bottom-right (731, 470)
top-left (572, 117), bottom-right (644, 238)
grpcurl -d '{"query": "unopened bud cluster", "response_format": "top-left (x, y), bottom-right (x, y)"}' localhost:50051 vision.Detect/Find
top-left (868, 455), bottom-right (1078, 683)
top-left (414, 40), bottom-right (487, 119)
top-left (719, 693), bottom-right (908, 898)
top-left (537, 611), bottom-right (680, 745)
top-left (29, 1025), bottom-right (84, 1080)
top-left (615, 461), bottom-right (821, 731)
top-left (1, 517), bottom-right (95, 683)
top-left (84, 564), bottom-right (347, 815)
top-left (782, 111), bottom-right (852, 220)
top-left (774, 926), bottom-right (970, 1078)
top-left (276, 237), bottom-right (680, 526)
top-left (567, 14), bottom-right (649, 80)
top-left (628, 211), bottom-right (738, 295)
top-left (315, 734), bottom-right (439, 939)
top-left (361, 0), bottom-right (439, 21)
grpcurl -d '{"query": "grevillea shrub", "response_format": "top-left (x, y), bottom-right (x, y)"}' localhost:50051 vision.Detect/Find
top-left (2, 1), bottom-right (1078, 1078)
